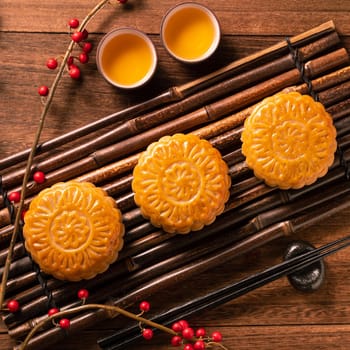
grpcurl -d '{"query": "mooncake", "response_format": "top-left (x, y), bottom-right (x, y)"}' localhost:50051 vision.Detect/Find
top-left (23, 181), bottom-right (124, 281)
top-left (241, 92), bottom-right (337, 189)
top-left (132, 133), bottom-right (231, 234)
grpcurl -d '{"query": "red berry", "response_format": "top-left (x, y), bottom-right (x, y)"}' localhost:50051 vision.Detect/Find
top-left (81, 29), bottom-right (89, 40)
top-left (142, 328), bottom-right (153, 340)
top-left (139, 301), bottom-right (150, 312)
top-left (194, 340), bottom-right (205, 350)
top-left (59, 318), bottom-right (70, 329)
top-left (69, 65), bottom-right (81, 79)
top-left (46, 58), bottom-right (58, 70)
top-left (21, 210), bottom-right (27, 221)
top-left (178, 320), bottom-right (189, 330)
top-left (211, 331), bottom-right (222, 342)
top-left (195, 328), bottom-right (206, 338)
top-left (48, 307), bottom-right (60, 317)
top-left (71, 31), bottom-right (83, 43)
top-left (182, 327), bottom-right (194, 340)
top-left (77, 289), bottom-right (89, 300)
top-left (38, 85), bottom-right (49, 96)
top-left (118, 0), bottom-right (128, 3)
top-left (184, 345), bottom-right (194, 350)
top-left (172, 322), bottom-right (183, 332)
top-left (82, 42), bottom-right (93, 53)
top-left (171, 335), bottom-right (182, 347)
top-left (79, 52), bottom-right (89, 64)
top-left (68, 18), bottom-right (79, 29)
top-left (7, 299), bottom-right (20, 313)
top-left (33, 171), bottom-right (46, 184)
top-left (8, 191), bottom-right (20, 203)
top-left (67, 56), bottom-right (74, 67)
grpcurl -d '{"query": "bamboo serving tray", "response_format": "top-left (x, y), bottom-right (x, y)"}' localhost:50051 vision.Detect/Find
top-left (1, 21), bottom-right (350, 350)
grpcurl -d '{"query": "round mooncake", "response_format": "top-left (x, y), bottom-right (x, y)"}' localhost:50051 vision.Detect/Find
top-left (132, 133), bottom-right (231, 234)
top-left (241, 92), bottom-right (337, 189)
top-left (23, 181), bottom-right (124, 281)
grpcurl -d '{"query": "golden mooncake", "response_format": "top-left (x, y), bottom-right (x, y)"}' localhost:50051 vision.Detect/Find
top-left (132, 133), bottom-right (231, 234)
top-left (241, 92), bottom-right (337, 189)
top-left (23, 181), bottom-right (124, 281)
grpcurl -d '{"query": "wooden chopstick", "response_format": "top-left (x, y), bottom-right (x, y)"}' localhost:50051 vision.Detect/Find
top-left (98, 234), bottom-right (350, 350)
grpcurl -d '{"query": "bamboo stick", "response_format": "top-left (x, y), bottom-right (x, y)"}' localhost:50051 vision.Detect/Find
top-left (328, 98), bottom-right (350, 120)
top-left (283, 66), bottom-right (350, 97)
top-left (0, 257), bottom-right (32, 280)
top-left (5, 271), bottom-right (37, 297)
top-left (124, 221), bottom-right (155, 243)
top-left (0, 242), bottom-right (24, 266)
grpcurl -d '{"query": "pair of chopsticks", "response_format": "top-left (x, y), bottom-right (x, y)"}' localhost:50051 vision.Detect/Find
top-left (98, 234), bottom-right (350, 350)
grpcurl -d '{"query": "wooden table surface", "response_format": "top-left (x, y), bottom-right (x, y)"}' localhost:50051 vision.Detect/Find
top-left (1, 1), bottom-right (350, 349)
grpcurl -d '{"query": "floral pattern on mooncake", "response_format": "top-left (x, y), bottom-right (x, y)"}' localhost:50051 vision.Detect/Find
top-left (241, 92), bottom-right (337, 189)
top-left (132, 133), bottom-right (231, 234)
top-left (23, 181), bottom-right (124, 281)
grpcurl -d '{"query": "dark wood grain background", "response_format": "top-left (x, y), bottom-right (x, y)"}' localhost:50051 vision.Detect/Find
top-left (1, 1), bottom-right (350, 349)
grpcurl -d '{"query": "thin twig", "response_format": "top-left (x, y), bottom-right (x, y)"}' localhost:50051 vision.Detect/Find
top-left (19, 302), bottom-right (229, 350)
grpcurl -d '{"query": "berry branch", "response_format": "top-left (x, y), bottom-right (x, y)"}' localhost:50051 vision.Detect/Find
top-left (0, 0), bottom-right (124, 309)
top-left (13, 290), bottom-right (226, 350)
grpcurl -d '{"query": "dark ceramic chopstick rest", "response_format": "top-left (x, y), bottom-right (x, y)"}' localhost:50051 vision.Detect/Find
top-left (283, 240), bottom-right (325, 292)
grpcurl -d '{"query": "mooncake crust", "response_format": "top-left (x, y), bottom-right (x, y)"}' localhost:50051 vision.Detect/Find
top-left (241, 92), bottom-right (337, 189)
top-left (132, 133), bottom-right (231, 234)
top-left (23, 181), bottom-right (125, 281)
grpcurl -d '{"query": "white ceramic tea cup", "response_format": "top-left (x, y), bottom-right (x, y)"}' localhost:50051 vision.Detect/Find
top-left (160, 2), bottom-right (221, 64)
top-left (96, 27), bottom-right (158, 89)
